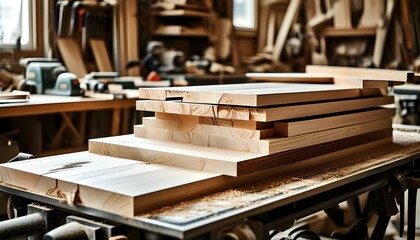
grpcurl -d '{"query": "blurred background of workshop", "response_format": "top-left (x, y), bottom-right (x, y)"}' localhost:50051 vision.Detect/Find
top-left (1, 0), bottom-right (420, 239)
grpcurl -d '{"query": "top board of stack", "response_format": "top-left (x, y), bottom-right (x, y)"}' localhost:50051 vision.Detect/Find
top-left (0, 65), bottom-right (413, 217)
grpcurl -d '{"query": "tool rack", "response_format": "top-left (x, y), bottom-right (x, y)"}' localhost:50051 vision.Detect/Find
top-left (0, 127), bottom-right (420, 239)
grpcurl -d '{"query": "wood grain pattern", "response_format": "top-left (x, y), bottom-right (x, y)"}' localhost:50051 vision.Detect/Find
top-left (140, 96), bottom-right (394, 122)
top-left (217, 95), bottom-right (394, 122)
top-left (155, 112), bottom-right (274, 130)
top-left (90, 126), bottom-right (392, 176)
top-left (139, 83), bottom-right (364, 107)
top-left (89, 134), bottom-right (266, 176)
top-left (0, 152), bottom-right (223, 216)
top-left (139, 117), bottom-right (274, 139)
top-left (132, 119), bottom-right (391, 154)
top-left (137, 100), bottom-right (219, 118)
top-left (275, 107), bottom-right (395, 136)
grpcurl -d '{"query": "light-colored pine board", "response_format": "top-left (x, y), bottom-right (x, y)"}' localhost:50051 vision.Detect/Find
top-left (0, 152), bottom-right (223, 216)
top-left (246, 73), bottom-right (334, 84)
top-left (237, 128), bottom-right (392, 174)
top-left (137, 100), bottom-right (219, 118)
top-left (139, 117), bottom-right (273, 139)
top-left (134, 119), bottom-right (391, 154)
top-left (198, 115), bottom-right (273, 130)
top-left (154, 112), bottom-right (200, 124)
top-left (139, 83), bottom-right (364, 107)
top-left (306, 65), bottom-right (413, 83)
top-left (246, 72), bottom-right (391, 90)
top-left (275, 107), bottom-right (395, 136)
top-left (220, 95), bottom-right (395, 122)
top-left (89, 134), bottom-right (266, 176)
top-left (267, 119), bottom-right (391, 154)
top-left (154, 112), bottom-right (273, 130)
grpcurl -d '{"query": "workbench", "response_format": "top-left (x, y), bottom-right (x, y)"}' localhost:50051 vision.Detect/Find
top-left (0, 94), bottom-right (137, 157)
top-left (0, 127), bottom-right (419, 239)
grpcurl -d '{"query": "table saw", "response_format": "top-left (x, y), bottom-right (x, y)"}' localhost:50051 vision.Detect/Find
top-left (0, 127), bottom-right (419, 240)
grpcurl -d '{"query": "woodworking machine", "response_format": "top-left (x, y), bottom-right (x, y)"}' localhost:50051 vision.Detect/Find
top-left (20, 58), bottom-right (82, 96)
top-left (0, 127), bottom-right (419, 240)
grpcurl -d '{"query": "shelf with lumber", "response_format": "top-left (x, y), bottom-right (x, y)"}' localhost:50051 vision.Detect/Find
top-left (153, 25), bottom-right (209, 37)
top-left (321, 27), bottom-right (376, 37)
top-left (153, 9), bottom-right (210, 17)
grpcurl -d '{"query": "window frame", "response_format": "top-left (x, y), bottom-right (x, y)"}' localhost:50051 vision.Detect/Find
top-left (233, 0), bottom-right (258, 37)
top-left (2, 0), bottom-right (45, 61)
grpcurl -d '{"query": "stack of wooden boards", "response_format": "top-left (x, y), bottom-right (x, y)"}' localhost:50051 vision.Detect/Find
top-left (0, 66), bottom-right (413, 217)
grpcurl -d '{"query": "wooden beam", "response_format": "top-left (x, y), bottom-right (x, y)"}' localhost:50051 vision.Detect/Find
top-left (274, 107), bottom-right (395, 137)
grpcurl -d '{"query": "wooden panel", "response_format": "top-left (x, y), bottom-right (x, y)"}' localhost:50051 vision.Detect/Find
top-left (275, 108), bottom-right (396, 137)
top-left (0, 152), bottom-right (223, 216)
top-left (139, 83), bottom-right (364, 107)
top-left (139, 117), bottom-right (274, 139)
top-left (242, 95), bottom-right (394, 122)
top-left (306, 65), bottom-right (413, 83)
top-left (139, 96), bottom-right (394, 122)
top-left (133, 119), bottom-right (391, 154)
top-left (237, 128), bottom-right (392, 175)
top-left (89, 134), bottom-right (265, 176)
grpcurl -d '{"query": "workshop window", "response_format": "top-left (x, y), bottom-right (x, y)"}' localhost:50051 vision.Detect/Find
top-left (233, 0), bottom-right (257, 31)
top-left (0, 0), bottom-right (35, 50)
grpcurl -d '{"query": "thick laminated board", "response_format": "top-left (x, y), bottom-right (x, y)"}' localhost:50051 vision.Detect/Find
top-left (275, 107), bottom-right (396, 137)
